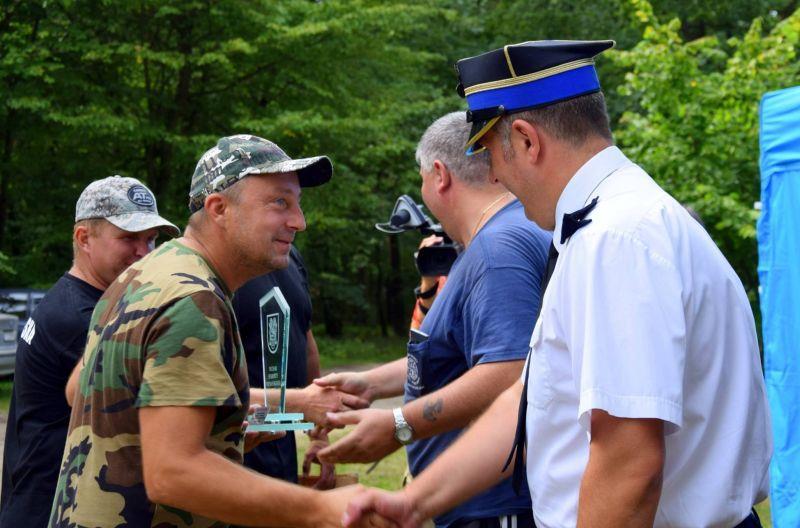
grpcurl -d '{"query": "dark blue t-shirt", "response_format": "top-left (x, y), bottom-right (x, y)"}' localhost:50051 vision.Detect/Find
top-left (233, 247), bottom-right (312, 483)
top-left (405, 200), bottom-right (550, 527)
top-left (0, 273), bottom-right (103, 528)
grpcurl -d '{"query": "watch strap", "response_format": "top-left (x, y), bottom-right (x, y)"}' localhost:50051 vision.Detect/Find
top-left (392, 407), bottom-right (414, 444)
top-left (414, 283), bottom-right (438, 300)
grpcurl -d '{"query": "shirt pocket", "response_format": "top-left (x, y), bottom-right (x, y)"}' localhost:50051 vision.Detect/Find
top-left (527, 320), bottom-right (554, 410)
top-left (405, 340), bottom-right (427, 397)
top-left (405, 338), bottom-right (465, 399)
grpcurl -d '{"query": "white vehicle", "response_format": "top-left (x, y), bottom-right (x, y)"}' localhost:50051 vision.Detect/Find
top-left (0, 313), bottom-right (20, 377)
top-left (0, 289), bottom-right (44, 377)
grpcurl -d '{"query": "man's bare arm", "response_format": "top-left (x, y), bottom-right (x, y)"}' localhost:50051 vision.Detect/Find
top-left (139, 405), bottom-right (363, 528)
top-left (314, 357), bottom-right (408, 403)
top-left (319, 360), bottom-right (523, 464)
top-left (577, 411), bottom-right (664, 527)
top-left (343, 380), bottom-right (523, 526)
top-left (64, 361), bottom-right (82, 407)
top-left (404, 359), bottom-right (522, 438)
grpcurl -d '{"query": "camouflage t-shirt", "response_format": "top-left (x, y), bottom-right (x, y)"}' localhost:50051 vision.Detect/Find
top-left (49, 240), bottom-right (249, 528)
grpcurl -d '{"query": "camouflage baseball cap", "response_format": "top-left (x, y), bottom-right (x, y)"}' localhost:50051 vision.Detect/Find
top-left (75, 176), bottom-right (180, 237)
top-left (188, 134), bottom-right (333, 213)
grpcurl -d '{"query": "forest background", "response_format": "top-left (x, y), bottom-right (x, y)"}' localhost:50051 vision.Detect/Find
top-left (2, 0), bottom-right (799, 341)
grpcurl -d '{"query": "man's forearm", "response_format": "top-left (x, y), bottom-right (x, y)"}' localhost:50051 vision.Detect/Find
top-left (141, 405), bottom-right (341, 528)
top-left (250, 388), bottom-right (300, 413)
top-left (148, 439), bottom-right (332, 526)
top-left (403, 360), bottom-right (523, 439)
top-left (403, 381), bottom-right (522, 520)
top-left (363, 357), bottom-right (407, 400)
top-left (65, 360), bottom-right (82, 407)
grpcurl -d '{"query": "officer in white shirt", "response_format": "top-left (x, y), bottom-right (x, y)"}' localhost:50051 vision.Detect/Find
top-left (343, 40), bottom-right (772, 528)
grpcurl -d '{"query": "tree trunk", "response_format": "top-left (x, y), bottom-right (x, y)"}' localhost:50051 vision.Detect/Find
top-left (321, 289), bottom-right (344, 338)
top-left (0, 109), bottom-right (15, 247)
top-left (386, 235), bottom-right (406, 337)
top-left (375, 245), bottom-right (388, 337)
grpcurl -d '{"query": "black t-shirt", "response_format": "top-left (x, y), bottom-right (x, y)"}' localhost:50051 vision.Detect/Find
top-left (0, 273), bottom-right (103, 528)
top-left (232, 248), bottom-right (313, 482)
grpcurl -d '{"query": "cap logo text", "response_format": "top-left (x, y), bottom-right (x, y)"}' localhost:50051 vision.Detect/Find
top-left (127, 185), bottom-right (155, 208)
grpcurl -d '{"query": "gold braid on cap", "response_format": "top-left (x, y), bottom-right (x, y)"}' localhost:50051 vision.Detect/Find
top-left (464, 58), bottom-right (595, 96)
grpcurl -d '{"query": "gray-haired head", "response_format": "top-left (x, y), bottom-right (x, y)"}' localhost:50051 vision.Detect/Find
top-left (75, 176), bottom-right (180, 237)
top-left (415, 112), bottom-right (491, 187)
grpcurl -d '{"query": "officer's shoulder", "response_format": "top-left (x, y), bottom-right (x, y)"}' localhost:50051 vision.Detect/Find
top-left (580, 172), bottom-right (688, 252)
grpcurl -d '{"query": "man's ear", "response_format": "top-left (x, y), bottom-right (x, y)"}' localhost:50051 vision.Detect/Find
top-left (511, 119), bottom-right (541, 165)
top-left (74, 225), bottom-right (90, 253)
top-left (203, 193), bottom-right (228, 227)
top-left (432, 159), bottom-right (452, 193)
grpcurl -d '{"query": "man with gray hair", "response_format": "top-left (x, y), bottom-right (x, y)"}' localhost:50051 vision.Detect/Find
top-left (1, 176), bottom-right (179, 528)
top-left (314, 112), bottom-right (551, 527)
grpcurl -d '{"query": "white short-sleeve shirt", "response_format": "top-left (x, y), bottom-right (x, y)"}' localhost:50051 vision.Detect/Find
top-left (525, 146), bottom-right (772, 528)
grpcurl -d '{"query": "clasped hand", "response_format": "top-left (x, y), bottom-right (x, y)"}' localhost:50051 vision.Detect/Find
top-left (318, 407), bottom-right (400, 464)
top-left (341, 488), bottom-right (421, 528)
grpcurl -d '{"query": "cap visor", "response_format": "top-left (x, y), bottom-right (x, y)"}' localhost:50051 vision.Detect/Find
top-left (248, 156), bottom-right (333, 188)
top-left (465, 116), bottom-right (501, 154)
top-left (106, 212), bottom-right (181, 238)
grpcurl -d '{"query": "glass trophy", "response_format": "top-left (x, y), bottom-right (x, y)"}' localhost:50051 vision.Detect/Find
top-left (246, 286), bottom-right (313, 433)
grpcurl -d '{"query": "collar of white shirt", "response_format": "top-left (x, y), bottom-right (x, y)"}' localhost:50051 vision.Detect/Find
top-left (553, 146), bottom-right (634, 253)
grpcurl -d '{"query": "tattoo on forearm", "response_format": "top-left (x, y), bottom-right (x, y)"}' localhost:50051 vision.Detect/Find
top-left (423, 398), bottom-right (444, 422)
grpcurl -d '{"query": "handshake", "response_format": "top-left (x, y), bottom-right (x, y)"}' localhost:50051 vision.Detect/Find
top-left (242, 353), bottom-right (520, 528)
top-left (311, 484), bottom-right (423, 528)
top-left (278, 369), bottom-right (439, 527)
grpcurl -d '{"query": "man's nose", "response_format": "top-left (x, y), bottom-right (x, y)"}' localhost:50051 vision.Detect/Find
top-left (135, 238), bottom-right (152, 258)
top-left (289, 204), bottom-right (306, 233)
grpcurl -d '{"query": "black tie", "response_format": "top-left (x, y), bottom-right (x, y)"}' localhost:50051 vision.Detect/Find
top-left (503, 197), bottom-right (599, 494)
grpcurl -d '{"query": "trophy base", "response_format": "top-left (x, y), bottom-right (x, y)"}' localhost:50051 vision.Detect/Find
top-left (246, 412), bottom-right (314, 433)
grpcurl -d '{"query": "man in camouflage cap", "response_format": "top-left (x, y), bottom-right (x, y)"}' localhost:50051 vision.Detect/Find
top-left (50, 135), bottom-right (381, 528)
top-left (1, 176), bottom-right (177, 528)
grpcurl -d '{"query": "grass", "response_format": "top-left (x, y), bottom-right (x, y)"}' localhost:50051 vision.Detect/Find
top-left (0, 379), bottom-right (11, 414)
top-left (314, 332), bottom-right (407, 370)
top-left (756, 500), bottom-right (772, 528)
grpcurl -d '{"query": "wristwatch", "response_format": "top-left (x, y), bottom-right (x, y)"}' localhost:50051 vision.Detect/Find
top-left (392, 407), bottom-right (415, 445)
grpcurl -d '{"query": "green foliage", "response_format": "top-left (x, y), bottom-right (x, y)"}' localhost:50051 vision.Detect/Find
top-left (1, 0), bottom-right (797, 334)
top-left (315, 330), bottom-right (407, 370)
top-left (0, 0), bottom-right (468, 327)
top-left (612, 0), bottom-right (800, 311)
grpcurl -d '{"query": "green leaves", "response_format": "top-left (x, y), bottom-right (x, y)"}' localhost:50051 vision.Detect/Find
top-left (612, 2), bottom-right (800, 315)
top-left (0, 0), bottom-right (796, 335)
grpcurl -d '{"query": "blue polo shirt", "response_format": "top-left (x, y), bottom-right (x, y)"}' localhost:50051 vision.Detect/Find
top-left (405, 200), bottom-right (550, 527)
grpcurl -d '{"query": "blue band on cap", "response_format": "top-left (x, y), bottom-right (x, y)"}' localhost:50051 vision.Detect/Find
top-left (465, 65), bottom-right (600, 113)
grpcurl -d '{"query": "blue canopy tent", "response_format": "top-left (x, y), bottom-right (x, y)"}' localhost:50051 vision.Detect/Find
top-left (758, 85), bottom-right (800, 528)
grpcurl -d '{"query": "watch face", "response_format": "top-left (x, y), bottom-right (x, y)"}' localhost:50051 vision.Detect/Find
top-left (396, 427), bottom-right (413, 444)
